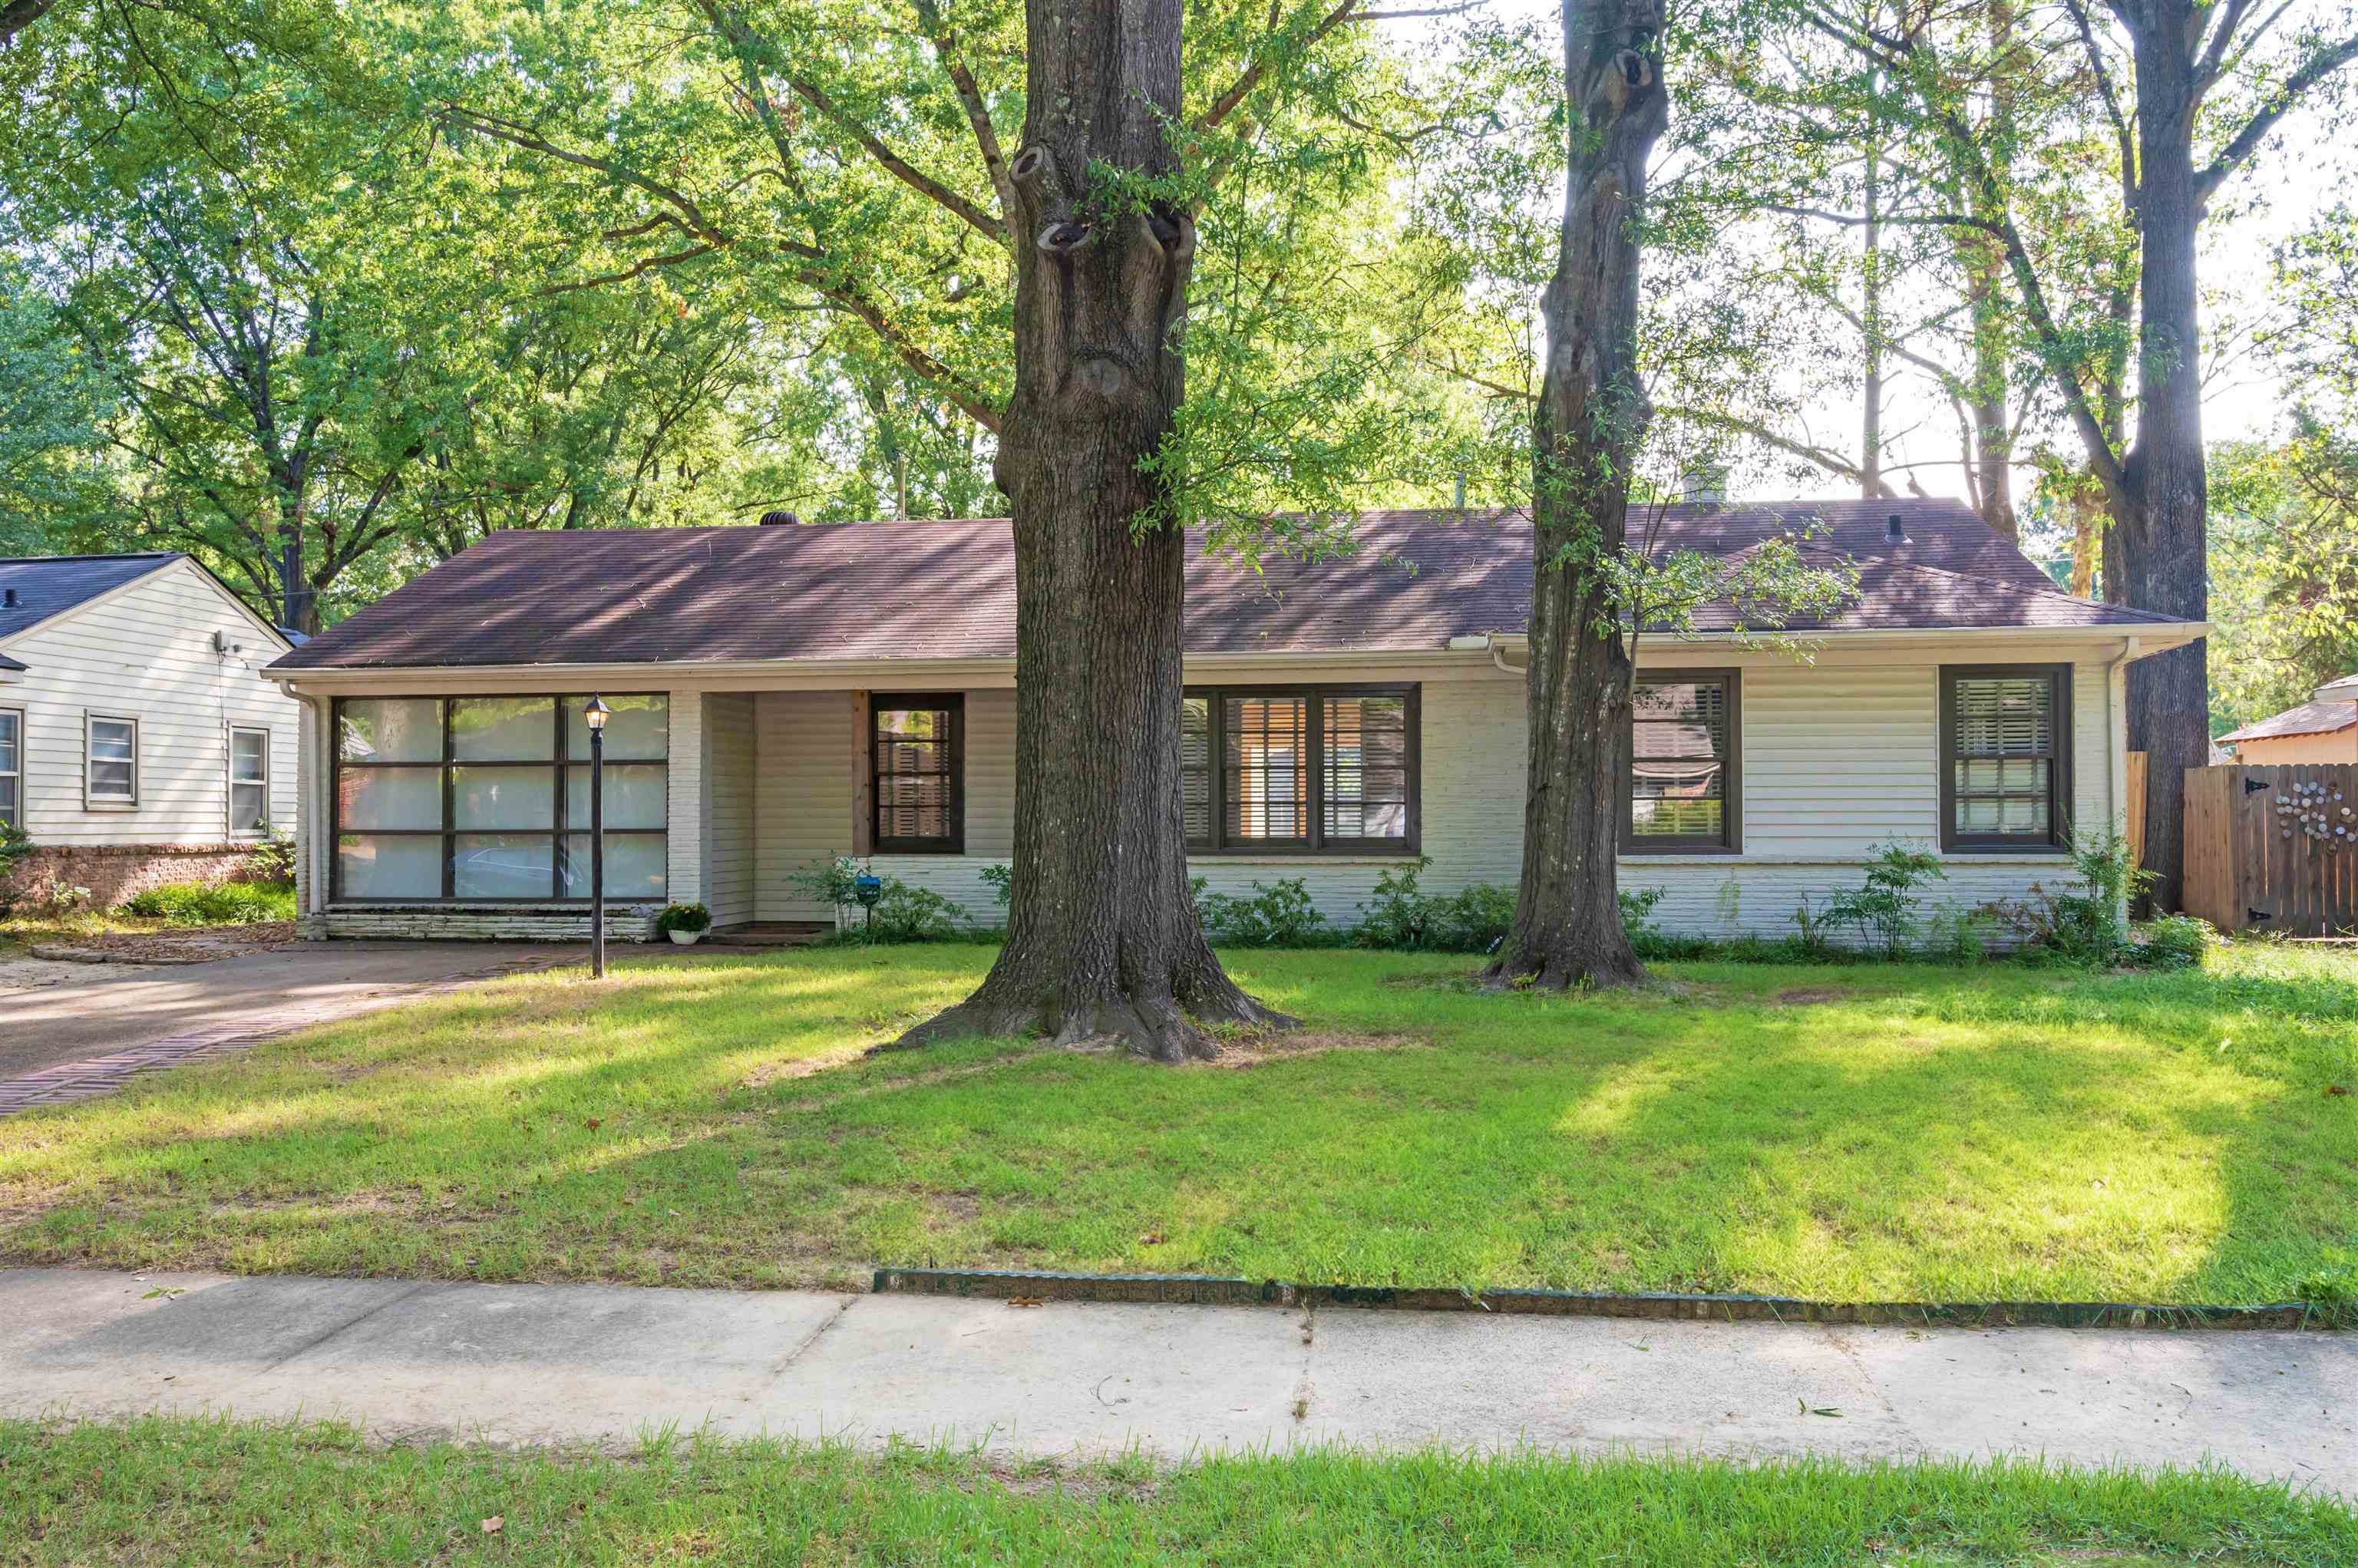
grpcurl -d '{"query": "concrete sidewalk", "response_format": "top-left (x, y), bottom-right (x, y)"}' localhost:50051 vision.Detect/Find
top-left (3, 1269), bottom-right (2350, 1492)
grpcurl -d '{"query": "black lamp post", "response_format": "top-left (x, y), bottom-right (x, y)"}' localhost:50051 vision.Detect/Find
top-left (584, 695), bottom-right (610, 978)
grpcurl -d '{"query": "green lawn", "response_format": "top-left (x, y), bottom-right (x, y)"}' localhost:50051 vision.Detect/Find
top-left (1, 944), bottom-right (2353, 1307)
top-left (2, 1416), bottom-right (2350, 1566)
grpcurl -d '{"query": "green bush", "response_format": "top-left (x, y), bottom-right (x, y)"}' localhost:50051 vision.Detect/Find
top-left (1981, 829), bottom-right (2153, 966)
top-left (2132, 913), bottom-right (2215, 971)
top-left (1197, 876), bottom-right (1332, 947)
top-left (1350, 858), bottom-right (1514, 953)
top-left (117, 880), bottom-right (293, 926)
top-left (1821, 840), bottom-right (1947, 958)
top-left (240, 826), bottom-right (296, 886)
top-left (788, 855), bottom-right (968, 942)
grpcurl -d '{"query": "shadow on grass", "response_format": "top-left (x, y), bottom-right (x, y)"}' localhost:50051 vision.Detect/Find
top-left (2, 947), bottom-right (2351, 1305)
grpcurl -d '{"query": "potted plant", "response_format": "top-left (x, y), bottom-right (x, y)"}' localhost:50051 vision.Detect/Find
top-left (655, 902), bottom-right (712, 946)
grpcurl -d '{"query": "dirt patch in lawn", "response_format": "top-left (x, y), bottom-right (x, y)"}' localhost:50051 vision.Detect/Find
top-left (1773, 987), bottom-right (1852, 1005)
top-left (1207, 1029), bottom-right (1428, 1070)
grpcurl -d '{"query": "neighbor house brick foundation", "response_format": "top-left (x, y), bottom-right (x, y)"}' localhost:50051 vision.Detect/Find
top-left (2, 843), bottom-right (263, 912)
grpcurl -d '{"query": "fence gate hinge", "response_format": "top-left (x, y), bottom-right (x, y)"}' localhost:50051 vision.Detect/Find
top-left (2244, 777), bottom-right (2273, 794)
top-left (2248, 908), bottom-right (2274, 923)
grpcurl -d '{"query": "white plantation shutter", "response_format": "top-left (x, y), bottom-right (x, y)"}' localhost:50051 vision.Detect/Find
top-left (1946, 668), bottom-right (2065, 844)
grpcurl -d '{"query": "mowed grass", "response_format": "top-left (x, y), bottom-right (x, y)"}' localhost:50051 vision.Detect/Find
top-left (1, 943), bottom-right (2353, 1305)
top-left (3, 1416), bottom-right (2352, 1567)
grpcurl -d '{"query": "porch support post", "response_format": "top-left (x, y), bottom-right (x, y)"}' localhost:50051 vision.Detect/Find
top-left (667, 688), bottom-right (705, 909)
top-left (850, 689), bottom-right (874, 858)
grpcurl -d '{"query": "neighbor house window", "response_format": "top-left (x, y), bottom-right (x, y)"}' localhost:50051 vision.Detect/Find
top-left (86, 715), bottom-right (137, 806)
top-left (332, 695), bottom-right (668, 900)
top-left (0, 708), bottom-right (20, 827)
top-left (1941, 665), bottom-right (2070, 851)
top-left (871, 695), bottom-right (963, 853)
top-left (1626, 672), bottom-right (1739, 853)
top-left (1184, 686), bottom-right (1418, 854)
top-left (230, 726), bottom-right (269, 833)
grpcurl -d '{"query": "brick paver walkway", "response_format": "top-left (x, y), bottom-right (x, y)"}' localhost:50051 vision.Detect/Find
top-left (0, 952), bottom-right (568, 1117)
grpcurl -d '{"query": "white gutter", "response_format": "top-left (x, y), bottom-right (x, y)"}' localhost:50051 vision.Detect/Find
top-left (266, 620), bottom-right (2209, 688)
top-left (2105, 634), bottom-right (2141, 855)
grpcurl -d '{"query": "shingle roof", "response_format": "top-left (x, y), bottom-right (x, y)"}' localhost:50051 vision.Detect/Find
top-left (0, 553), bottom-right (181, 643)
top-left (272, 499), bottom-right (2190, 672)
top-left (2220, 700), bottom-right (2358, 744)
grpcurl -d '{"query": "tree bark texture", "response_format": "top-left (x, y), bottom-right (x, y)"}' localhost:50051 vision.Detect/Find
top-left (2112, 5), bottom-right (2213, 912)
top-left (1484, 0), bottom-right (1666, 992)
top-left (887, 0), bottom-right (1290, 1060)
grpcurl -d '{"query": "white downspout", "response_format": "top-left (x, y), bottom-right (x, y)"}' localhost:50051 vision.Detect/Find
top-left (1448, 632), bottom-right (1527, 676)
top-left (282, 682), bottom-right (332, 939)
top-left (2104, 636), bottom-right (2140, 927)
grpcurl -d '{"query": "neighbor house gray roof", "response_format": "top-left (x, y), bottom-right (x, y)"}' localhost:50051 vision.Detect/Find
top-left (272, 499), bottom-right (2191, 672)
top-left (2220, 701), bottom-right (2358, 744)
top-left (0, 553), bottom-right (182, 642)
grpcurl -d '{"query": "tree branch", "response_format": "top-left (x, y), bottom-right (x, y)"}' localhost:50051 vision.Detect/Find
top-left (1662, 405), bottom-right (1899, 496)
top-left (909, 0), bottom-right (1019, 220)
top-left (2195, 31), bottom-right (2358, 206)
top-left (2059, 0), bottom-right (2139, 214)
top-left (0, 0), bottom-right (56, 46)
top-left (698, 1), bottom-right (1006, 244)
top-left (1191, 0), bottom-right (1360, 135)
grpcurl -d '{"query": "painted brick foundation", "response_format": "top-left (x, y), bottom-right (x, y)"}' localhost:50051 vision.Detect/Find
top-left (2, 843), bottom-right (264, 911)
top-left (323, 903), bottom-right (660, 942)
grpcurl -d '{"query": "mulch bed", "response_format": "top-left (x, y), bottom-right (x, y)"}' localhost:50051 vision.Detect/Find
top-left (27, 922), bottom-right (301, 966)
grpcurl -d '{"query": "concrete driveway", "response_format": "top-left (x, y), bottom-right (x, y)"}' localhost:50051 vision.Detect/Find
top-left (0, 942), bottom-right (579, 1081)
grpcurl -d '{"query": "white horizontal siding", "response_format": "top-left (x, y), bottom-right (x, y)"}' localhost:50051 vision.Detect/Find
top-left (755, 691), bottom-right (857, 920)
top-left (0, 560), bottom-right (297, 849)
top-left (818, 652), bottom-right (2119, 940)
top-left (705, 692), bottom-right (756, 926)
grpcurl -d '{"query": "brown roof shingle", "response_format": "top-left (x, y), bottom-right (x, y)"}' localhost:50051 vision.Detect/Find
top-left (272, 499), bottom-right (2188, 672)
top-left (2220, 701), bottom-right (2358, 744)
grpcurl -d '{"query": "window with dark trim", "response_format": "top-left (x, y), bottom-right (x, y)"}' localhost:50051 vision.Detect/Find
top-left (1940, 665), bottom-right (2071, 851)
top-left (871, 695), bottom-right (963, 853)
top-left (1626, 671), bottom-right (1740, 853)
top-left (331, 694), bottom-right (669, 901)
top-left (1184, 685), bottom-right (1418, 854)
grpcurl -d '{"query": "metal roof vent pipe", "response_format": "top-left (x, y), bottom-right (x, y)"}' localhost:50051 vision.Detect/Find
top-left (2, 588), bottom-right (15, 609)
top-left (759, 510), bottom-right (801, 527)
top-left (1886, 512), bottom-right (1907, 543)
top-left (1680, 463), bottom-right (1728, 506)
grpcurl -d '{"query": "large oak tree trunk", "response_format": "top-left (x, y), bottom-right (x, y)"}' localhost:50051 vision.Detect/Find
top-left (1484, 0), bottom-right (1666, 992)
top-left (2113, 12), bottom-right (2212, 912)
top-left (889, 0), bottom-right (1289, 1061)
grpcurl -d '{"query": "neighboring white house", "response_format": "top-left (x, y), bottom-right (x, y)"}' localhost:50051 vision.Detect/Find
top-left (263, 500), bottom-right (2204, 944)
top-left (0, 553), bottom-right (299, 906)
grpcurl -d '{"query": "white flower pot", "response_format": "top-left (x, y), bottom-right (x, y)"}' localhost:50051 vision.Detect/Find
top-left (668, 929), bottom-right (704, 945)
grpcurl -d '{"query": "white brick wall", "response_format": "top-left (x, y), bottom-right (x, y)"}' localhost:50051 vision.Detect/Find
top-left (324, 903), bottom-right (658, 941)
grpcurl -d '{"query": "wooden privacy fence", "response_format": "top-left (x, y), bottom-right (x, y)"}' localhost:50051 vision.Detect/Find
top-left (2183, 764), bottom-right (2358, 936)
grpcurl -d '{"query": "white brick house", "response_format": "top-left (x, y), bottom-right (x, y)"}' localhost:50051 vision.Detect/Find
top-left (263, 502), bottom-right (2202, 942)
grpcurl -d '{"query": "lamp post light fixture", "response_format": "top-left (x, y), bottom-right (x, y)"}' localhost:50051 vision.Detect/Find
top-left (584, 695), bottom-right (611, 979)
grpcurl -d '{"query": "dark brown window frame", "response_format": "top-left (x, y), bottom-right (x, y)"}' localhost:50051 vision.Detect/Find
top-left (329, 694), bottom-right (669, 903)
top-left (1623, 668), bottom-right (1742, 855)
top-left (1939, 662), bottom-right (2073, 853)
top-left (870, 692), bottom-right (965, 854)
top-left (1183, 683), bottom-right (1421, 857)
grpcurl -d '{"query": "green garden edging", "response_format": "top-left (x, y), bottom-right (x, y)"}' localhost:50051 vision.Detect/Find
top-left (871, 1266), bottom-right (2338, 1331)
